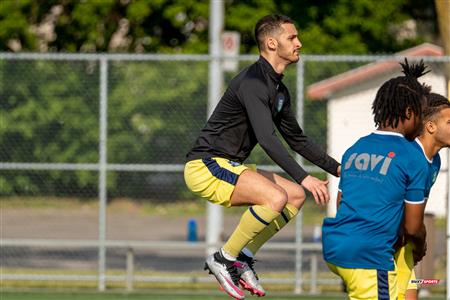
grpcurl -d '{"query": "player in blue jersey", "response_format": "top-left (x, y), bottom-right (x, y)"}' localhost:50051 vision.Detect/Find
top-left (397, 93), bottom-right (450, 300)
top-left (322, 59), bottom-right (431, 300)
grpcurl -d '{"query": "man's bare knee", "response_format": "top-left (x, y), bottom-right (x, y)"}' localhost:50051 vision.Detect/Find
top-left (265, 187), bottom-right (288, 212)
top-left (289, 186), bottom-right (306, 209)
top-left (230, 170), bottom-right (289, 209)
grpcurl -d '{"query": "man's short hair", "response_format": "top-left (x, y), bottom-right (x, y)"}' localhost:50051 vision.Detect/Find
top-left (255, 14), bottom-right (294, 50)
top-left (423, 93), bottom-right (450, 122)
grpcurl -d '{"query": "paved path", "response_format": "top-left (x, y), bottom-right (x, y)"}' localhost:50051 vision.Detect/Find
top-left (2, 207), bottom-right (445, 275)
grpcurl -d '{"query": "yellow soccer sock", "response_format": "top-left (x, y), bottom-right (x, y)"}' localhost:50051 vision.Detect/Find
top-left (246, 203), bottom-right (299, 255)
top-left (223, 205), bottom-right (280, 258)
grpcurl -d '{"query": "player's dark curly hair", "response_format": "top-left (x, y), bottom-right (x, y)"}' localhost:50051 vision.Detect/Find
top-left (423, 93), bottom-right (450, 121)
top-left (372, 58), bottom-right (431, 128)
top-left (255, 14), bottom-right (294, 51)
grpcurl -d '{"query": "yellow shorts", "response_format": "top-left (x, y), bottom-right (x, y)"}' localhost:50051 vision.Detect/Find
top-left (327, 263), bottom-right (397, 300)
top-left (395, 242), bottom-right (417, 300)
top-left (184, 157), bottom-right (256, 207)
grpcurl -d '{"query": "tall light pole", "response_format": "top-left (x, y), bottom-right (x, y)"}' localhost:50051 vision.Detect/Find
top-left (206, 0), bottom-right (224, 256)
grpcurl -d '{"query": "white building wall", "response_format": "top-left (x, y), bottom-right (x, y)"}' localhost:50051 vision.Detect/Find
top-left (427, 149), bottom-right (449, 216)
top-left (325, 72), bottom-right (447, 217)
top-left (326, 87), bottom-right (377, 217)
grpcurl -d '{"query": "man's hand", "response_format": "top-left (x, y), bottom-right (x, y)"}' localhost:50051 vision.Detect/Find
top-left (412, 240), bottom-right (427, 265)
top-left (406, 223), bottom-right (427, 265)
top-left (300, 175), bottom-right (329, 205)
top-left (337, 165), bottom-right (341, 177)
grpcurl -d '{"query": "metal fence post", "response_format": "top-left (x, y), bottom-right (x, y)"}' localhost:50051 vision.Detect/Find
top-left (294, 211), bottom-right (303, 294)
top-left (98, 57), bottom-right (108, 291)
top-left (205, 0), bottom-right (224, 256)
top-left (126, 247), bottom-right (134, 291)
top-left (294, 57), bottom-right (305, 295)
top-left (310, 252), bottom-right (318, 294)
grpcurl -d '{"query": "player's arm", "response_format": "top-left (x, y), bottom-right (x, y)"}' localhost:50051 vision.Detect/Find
top-left (276, 98), bottom-right (342, 205)
top-left (240, 82), bottom-right (306, 181)
top-left (404, 199), bottom-right (427, 264)
top-left (404, 183), bottom-right (427, 263)
top-left (240, 82), bottom-right (329, 205)
top-left (404, 202), bottom-right (425, 236)
top-left (403, 155), bottom-right (429, 264)
top-left (277, 106), bottom-right (340, 177)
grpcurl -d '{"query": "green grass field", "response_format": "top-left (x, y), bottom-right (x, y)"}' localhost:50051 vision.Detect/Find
top-left (1, 290), bottom-right (446, 300)
top-left (0, 290), bottom-right (341, 300)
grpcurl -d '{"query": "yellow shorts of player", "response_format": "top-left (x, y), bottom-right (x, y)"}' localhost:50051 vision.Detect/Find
top-left (184, 157), bottom-right (256, 207)
top-left (327, 262), bottom-right (397, 300)
top-left (395, 242), bottom-right (417, 300)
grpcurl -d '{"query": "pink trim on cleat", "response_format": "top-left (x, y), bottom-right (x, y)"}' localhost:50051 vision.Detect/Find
top-left (235, 253), bottom-right (266, 297)
top-left (239, 278), bottom-right (266, 297)
top-left (223, 276), bottom-right (246, 298)
top-left (219, 284), bottom-right (245, 300)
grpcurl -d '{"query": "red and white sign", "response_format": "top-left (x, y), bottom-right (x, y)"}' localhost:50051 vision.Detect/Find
top-left (221, 31), bottom-right (240, 72)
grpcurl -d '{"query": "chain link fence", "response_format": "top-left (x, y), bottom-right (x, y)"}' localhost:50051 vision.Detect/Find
top-left (1, 52), bottom-right (449, 295)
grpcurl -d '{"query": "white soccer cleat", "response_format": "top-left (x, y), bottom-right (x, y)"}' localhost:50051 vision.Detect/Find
top-left (204, 251), bottom-right (245, 300)
top-left (236, 253), bottom-right (266, 297)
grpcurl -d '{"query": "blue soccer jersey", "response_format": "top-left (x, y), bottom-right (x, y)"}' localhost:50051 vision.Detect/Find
top-left (322, 131), bottom-right (429, 271)
top-left (411, 138), bottom-right (441, 199)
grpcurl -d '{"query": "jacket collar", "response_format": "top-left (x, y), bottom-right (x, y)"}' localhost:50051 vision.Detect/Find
top-left (258, 56), bottom-right (284, 82)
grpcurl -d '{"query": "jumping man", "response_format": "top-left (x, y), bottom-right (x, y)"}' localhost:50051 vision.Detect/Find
top-left (185, 14), bottom-right (340, 299)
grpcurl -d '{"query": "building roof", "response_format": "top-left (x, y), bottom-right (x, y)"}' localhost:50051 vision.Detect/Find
top-left (307, 43), bottom-right (443, 100)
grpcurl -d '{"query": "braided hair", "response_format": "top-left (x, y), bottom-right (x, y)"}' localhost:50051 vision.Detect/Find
top-left (423, 93), bottom-right (450, 122)
top-left (372, 58), bottom-right (431, 128)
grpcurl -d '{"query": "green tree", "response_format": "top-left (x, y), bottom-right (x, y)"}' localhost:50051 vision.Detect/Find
top-left (280, 0), bottom-right (437, 54)
top-left (0, 0), bottom-right (439, 54)
top-left (0, 0), bottom-right (37, 50)
top-left (0, 0), bottom-right (442, 199)
top-left (0, 59), bottom-right (99, 196)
